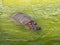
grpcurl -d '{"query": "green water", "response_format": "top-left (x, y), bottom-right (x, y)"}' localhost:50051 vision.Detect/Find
top-left (0, 1), bottom-right (60, 45)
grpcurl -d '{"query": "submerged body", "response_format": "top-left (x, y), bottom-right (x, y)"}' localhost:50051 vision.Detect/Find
top-left (11, 12), bottom-right (41, 30)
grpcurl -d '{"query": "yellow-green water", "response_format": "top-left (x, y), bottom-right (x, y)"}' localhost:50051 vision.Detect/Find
top-left (0, 0), bottom-right (60, 45)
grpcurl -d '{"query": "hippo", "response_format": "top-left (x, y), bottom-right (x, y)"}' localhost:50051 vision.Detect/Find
top-left (10, 12), bottom-right (41, 30)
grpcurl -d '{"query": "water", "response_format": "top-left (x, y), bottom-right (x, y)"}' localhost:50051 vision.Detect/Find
top-left (0, 0), bottom-right (60, 45)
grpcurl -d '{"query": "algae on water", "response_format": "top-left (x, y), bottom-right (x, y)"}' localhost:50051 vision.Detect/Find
top-left (0, 0), bottom-right (60, 45)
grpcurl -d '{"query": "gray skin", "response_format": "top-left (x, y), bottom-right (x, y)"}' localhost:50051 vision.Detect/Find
top-left (10, 12), bottom-right (41, 30)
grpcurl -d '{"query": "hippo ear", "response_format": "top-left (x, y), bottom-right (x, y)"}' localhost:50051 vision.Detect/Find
top-left (34, 22), bottom-right (37, 25)
top-left (31, 21), bottom-right (37, 25)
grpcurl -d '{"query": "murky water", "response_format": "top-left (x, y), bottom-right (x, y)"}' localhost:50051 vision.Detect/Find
top-left (0, 0), bottom-right (60, 45)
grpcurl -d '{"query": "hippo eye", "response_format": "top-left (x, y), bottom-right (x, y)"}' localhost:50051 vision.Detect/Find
top-left (34, 23), bottom-right (37, 25)
top-left (30, 21), bottom-right (37, 25)
top-left (33, 22), bottom-right (37, 25)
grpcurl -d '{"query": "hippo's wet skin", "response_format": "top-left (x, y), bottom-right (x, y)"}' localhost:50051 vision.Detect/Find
top-left (11, 12), bottom-right (41, 30)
